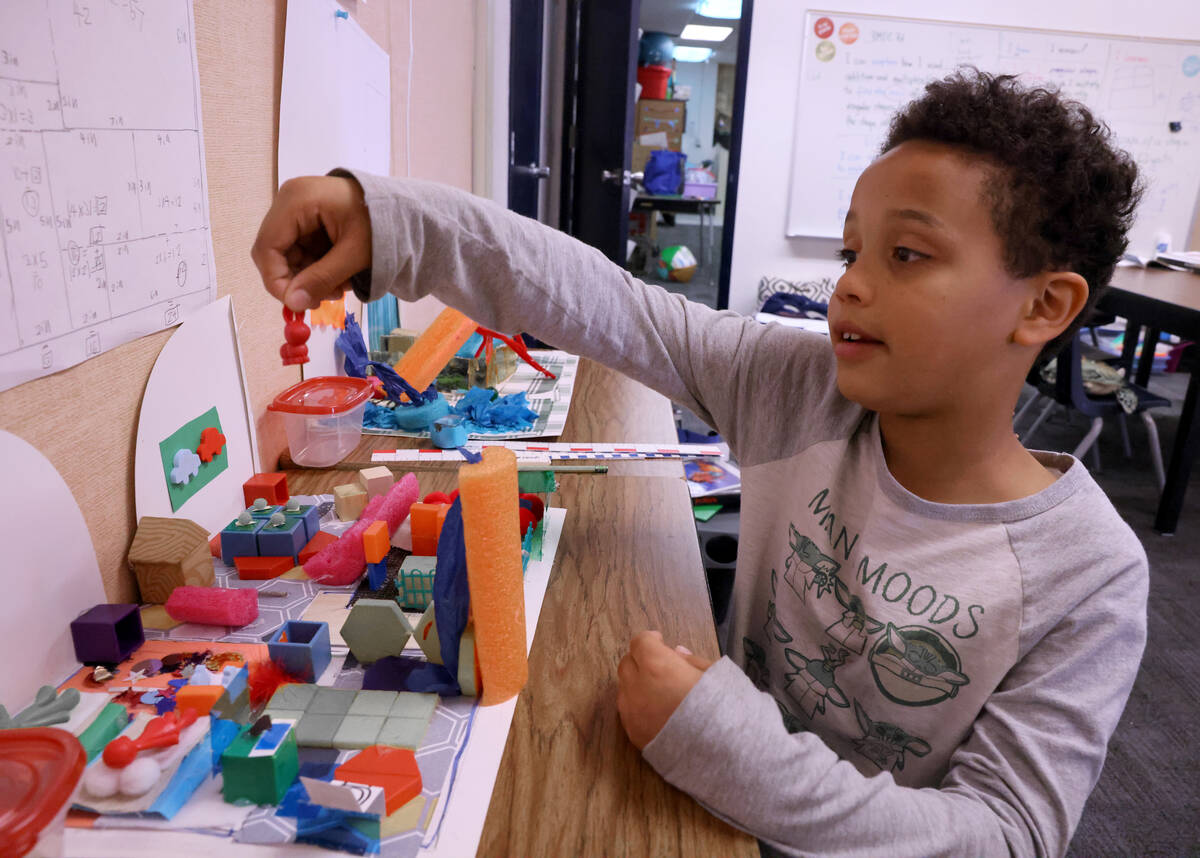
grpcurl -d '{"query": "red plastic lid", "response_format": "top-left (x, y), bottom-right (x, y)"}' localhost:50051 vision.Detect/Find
top-left (0, 728), bottom-right (87, 858)
top-left (268, 376), bottom-right (374, 415)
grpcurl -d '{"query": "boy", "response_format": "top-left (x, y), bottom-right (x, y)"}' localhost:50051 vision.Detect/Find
top-left (252, 70), bottom-right (1146, 857)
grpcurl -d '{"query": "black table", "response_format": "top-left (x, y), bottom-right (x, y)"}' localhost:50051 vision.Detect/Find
top-left (632, 194), bottom-right (721, 278)
top-left (1100, 267), bottom-right (1200, 533)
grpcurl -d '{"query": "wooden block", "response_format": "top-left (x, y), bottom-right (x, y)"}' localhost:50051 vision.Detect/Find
top-left (358, 466), bottom-right (394, 499)
top-left (127, 517), bottom-right (214, 604)
top-left (362, 521), bottom-right (389, 564)
top-left (243, 472), bottom-right (289, 508)
top-left (299, 530), bottom-right (338, 565)
top-left (234, 555), bottom-right (293, 580)
top-left (333, 484), bottom-right (368, 522)
top-left (175, 684), bottom-right (225, 716)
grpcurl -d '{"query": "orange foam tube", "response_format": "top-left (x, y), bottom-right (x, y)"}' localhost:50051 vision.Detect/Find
top-left (459, 446), bottom-right (527, 705)
top-left (392, 307), bottom-right (478, 393)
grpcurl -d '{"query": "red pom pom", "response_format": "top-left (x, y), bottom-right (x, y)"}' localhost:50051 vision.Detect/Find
top-left (248, 658), bottom-right (307, 708)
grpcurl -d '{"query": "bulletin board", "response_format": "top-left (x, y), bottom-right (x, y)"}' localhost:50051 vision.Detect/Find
top-left (786, 11), bottom-right (1200, 256)
top-left (0, 0), bottom-right (476, 604)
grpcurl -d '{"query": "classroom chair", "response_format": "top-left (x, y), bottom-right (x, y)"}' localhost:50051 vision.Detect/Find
top-left (1014, 332), bottom-right (1169, 488)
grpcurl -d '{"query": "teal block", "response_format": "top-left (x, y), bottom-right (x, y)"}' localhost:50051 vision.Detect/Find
top-left (333, 715), bottom-right (385, 749)
top-left (346, 690), bottom-right (399, 717)
top-left (309, 687), bottom-right (356, 716)
top-left (267, 683), bottom-right (318, 711)
top-left (377, 717), bottom-right (430, 750)
top-left (295, 713), bottom-right (342, 748)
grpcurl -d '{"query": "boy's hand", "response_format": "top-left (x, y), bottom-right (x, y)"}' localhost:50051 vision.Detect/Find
top-left (617, 630), bottom-right (714, 750)
top-left (250, 175), bottom-right (372, 313)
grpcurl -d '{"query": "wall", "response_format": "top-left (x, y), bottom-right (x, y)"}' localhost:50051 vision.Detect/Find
top-left (729, 1), bottom-right (1200, 315)
top-left (673, 60), bottom-right (719, 169)
top-left (0, 0), bottom-right (476, 603)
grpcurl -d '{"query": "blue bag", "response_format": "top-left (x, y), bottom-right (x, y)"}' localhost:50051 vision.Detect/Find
top-left (644, 150), bottom-right (685, 195)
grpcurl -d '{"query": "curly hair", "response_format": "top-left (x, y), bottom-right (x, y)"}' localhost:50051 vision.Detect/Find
top-left (881, 68), bottom-right (1142, 363)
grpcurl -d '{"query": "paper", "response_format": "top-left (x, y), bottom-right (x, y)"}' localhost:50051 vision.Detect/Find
top-left (133, 296), bottom-right (259, 537)
top-left (157, 407), bottom-right (228, 512)
top-left (0, 430), bottom-right (106, 712)
top-left (373, 441), bottom-right (724, 463)
top-left (638, 131), bottom-right (669, 147)
top-left (279, 0), bottom-right (390, 377)
top-left (0, 1), bottom-right (216, 393)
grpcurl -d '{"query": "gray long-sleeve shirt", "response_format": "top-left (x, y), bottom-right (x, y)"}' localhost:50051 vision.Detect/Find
top-left (340, 171), bottom-right (1148, 858)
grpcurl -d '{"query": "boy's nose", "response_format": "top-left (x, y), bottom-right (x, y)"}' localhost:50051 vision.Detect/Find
top-left (833, 268), bottom-right (871, 305)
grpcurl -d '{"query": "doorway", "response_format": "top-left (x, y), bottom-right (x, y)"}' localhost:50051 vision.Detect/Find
top-left (550, 0), bottom-right (752, 310)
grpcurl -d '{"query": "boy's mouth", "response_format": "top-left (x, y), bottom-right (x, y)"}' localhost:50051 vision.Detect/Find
top-left (832, 323), bottom-right (884, 358)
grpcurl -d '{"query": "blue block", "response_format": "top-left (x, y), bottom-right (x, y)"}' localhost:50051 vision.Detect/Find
top-left (367, 560), bottom-right (388, 590)
top-left (268, 621), bottom-right (331, 683)
top-left (220, 518), bottom-right (263, 565)
top-left (285, 504), bottom-right (321, 542)
top-left (257, 516), bottom-right (307, 560)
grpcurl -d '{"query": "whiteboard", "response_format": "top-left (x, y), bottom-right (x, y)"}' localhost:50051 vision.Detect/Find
top-left (786, 11), bottom-right (1200, 256)
top-left (0, 0), bottom-right (216, 393)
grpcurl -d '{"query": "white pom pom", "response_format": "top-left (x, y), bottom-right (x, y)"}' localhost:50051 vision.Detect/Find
top-left (119, 757), bottom-right (162, 796)
top-left (83, 763), bottom-right (120, 798)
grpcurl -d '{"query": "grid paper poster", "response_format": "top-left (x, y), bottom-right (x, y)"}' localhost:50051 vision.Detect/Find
top-left (0, 0), bottom-right (216, 393)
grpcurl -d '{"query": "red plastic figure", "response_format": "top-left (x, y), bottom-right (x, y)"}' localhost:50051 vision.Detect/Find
top-left (102, 708), bottom-right (199, 768)
top-left (281, 307), bottom-right (310, 366)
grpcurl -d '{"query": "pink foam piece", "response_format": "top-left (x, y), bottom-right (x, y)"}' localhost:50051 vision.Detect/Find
top-left (165, 586), bottom-right (258, 627)
top-left (306, 473), bottom-right (420, 585)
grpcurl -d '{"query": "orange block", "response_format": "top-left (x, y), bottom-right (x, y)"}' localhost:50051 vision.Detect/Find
top-left (409, 502), bottom-right (447, 556)
top-left (299, 530), bottom-right (338, 565)
top-left (392, 307), bottom-right (478, 395)
top-left (335, 746), bottom-right (422, 814)
top-left (234, 555), bottom-right (292, 580)
top-left (208, 533), bottom-right (222, 558)
top-left (363, 520), bottom-right (389, 564)
top-left (458, 446), bottom-right (527, 705)
top-left (175, 684), bottom-right (225, 716)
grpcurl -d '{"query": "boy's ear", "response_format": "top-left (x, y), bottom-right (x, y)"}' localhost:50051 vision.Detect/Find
top-left (1011, 272), bottom-right (1089, 348)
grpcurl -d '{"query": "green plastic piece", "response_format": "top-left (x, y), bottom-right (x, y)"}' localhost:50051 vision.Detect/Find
top-left (517, 470), bottom-right (557, 493)
top-left (77, 703), bottom-right (130, 761)
top-left (396, 557), bottom-right (437, 609)
top-left (309, 686), bottom-right (356, 715)
top-left (295, 713), bottom-right (342, 748)
top-left (221, 722), bottom-right (300, 805)
top-left (333, 714), bottom-right (386, 749)
top-left (0, 685), bottom-right (80, 729)
top-left (693, 503), bottom-right (721, 522)
top-left (347, 690), bottom-right (399, 717)
top-left (267, 683), bottom-right (317, 711)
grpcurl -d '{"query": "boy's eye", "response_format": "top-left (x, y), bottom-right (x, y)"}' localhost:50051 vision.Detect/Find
top-left (893, 246), bottom-right (927, 263)
top-left (836, 248), bottom-right (857, 268)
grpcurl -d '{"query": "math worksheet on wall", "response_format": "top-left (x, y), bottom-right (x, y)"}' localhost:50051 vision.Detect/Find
top-left (0, 0), bottom-right (215, 393)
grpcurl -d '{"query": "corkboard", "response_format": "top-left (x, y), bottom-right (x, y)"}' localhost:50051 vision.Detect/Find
top-left (0, 0), bottom-right (474, 603)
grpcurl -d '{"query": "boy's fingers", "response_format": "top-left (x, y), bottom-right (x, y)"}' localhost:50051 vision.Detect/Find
top-left (679, 651), bottom-right (714, 672)
top-left (285, 240), bottom-right (362, 310)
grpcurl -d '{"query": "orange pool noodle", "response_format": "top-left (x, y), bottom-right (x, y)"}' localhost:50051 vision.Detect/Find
top-left (459, 446), bottom-right (527, 705)
top-left (392, 307), bottom-right (478, 394)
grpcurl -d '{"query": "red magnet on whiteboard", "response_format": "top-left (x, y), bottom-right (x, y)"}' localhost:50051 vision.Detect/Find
top-left (814, 17), bottom-right (833, 39)
top-left (280, 307), bottom-right (310, 366)
top-left (839, 22), bottom-right (859, 44)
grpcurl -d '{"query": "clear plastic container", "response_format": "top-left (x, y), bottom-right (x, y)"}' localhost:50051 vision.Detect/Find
top-left (0, 728), bottom-right (87, 858)
top-left (268, 376), bottom-right (374, 467)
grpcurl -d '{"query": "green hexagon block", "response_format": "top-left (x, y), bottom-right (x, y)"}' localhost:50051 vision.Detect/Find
top-left (341, 599), bottom-right (413, 664)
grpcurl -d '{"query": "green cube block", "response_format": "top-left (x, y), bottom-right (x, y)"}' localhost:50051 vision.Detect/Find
top-left (220, 721), bottom-right (300, 805)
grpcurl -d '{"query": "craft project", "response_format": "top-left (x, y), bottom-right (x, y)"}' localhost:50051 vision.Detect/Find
top-left (127, 516), bottom-right (214, 603)
top-left (459, 447), bottom-right (528, 705)
top-left (158, 407), bottom-right (230, 512)
top-left (305, 474), bottom-right (420, 586)
top-left (135, 297), bottom-right (261, 535)
top-left (222, 717), bottom-right (300, 805)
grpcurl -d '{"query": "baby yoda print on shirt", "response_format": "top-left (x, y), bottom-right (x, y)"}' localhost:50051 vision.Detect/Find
top-left (743, 484), bottom-right (1022, 784)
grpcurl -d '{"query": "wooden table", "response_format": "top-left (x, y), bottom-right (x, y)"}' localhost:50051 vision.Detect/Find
top-left (1102, 267), bottom-right (1200, 533)
top-left (289, 359), bottom-right (758, 858)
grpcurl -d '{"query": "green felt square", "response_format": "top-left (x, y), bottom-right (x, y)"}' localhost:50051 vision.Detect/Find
top-left (295, 713), bottom-right (343, 748)
top-left (309, 687), bottom-right (356, 715)
top-left (377, 717), bottom-right (430, 750)
top-left (158, 406), bottom-right (229, 513)
top-left (347, 690), bottom-right (398, 717)
top-left (388, 692), bottom-right (438, 722)
top-left (268, 683), bottom-right (318, 710)
top-left (332, 715), bottom-right (385, 749)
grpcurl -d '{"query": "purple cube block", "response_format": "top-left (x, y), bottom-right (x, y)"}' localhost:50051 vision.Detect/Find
top-left (70, 603), bottom-right (144, 664)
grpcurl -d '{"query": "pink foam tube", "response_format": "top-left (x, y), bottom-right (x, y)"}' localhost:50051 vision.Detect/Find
top-left (165, 586), bottom-right (258, 627)
top-left (306, 473), bottom-right (420, 585)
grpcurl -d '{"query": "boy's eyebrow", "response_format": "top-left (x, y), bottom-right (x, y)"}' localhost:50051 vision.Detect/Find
top-left (888, 208), bottom-right (944, 229)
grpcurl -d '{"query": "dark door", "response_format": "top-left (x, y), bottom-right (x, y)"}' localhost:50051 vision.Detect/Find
top-left (560, 0), bottom-right (640, 263)
top-left (508, 0), bottom-right (548, 219)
